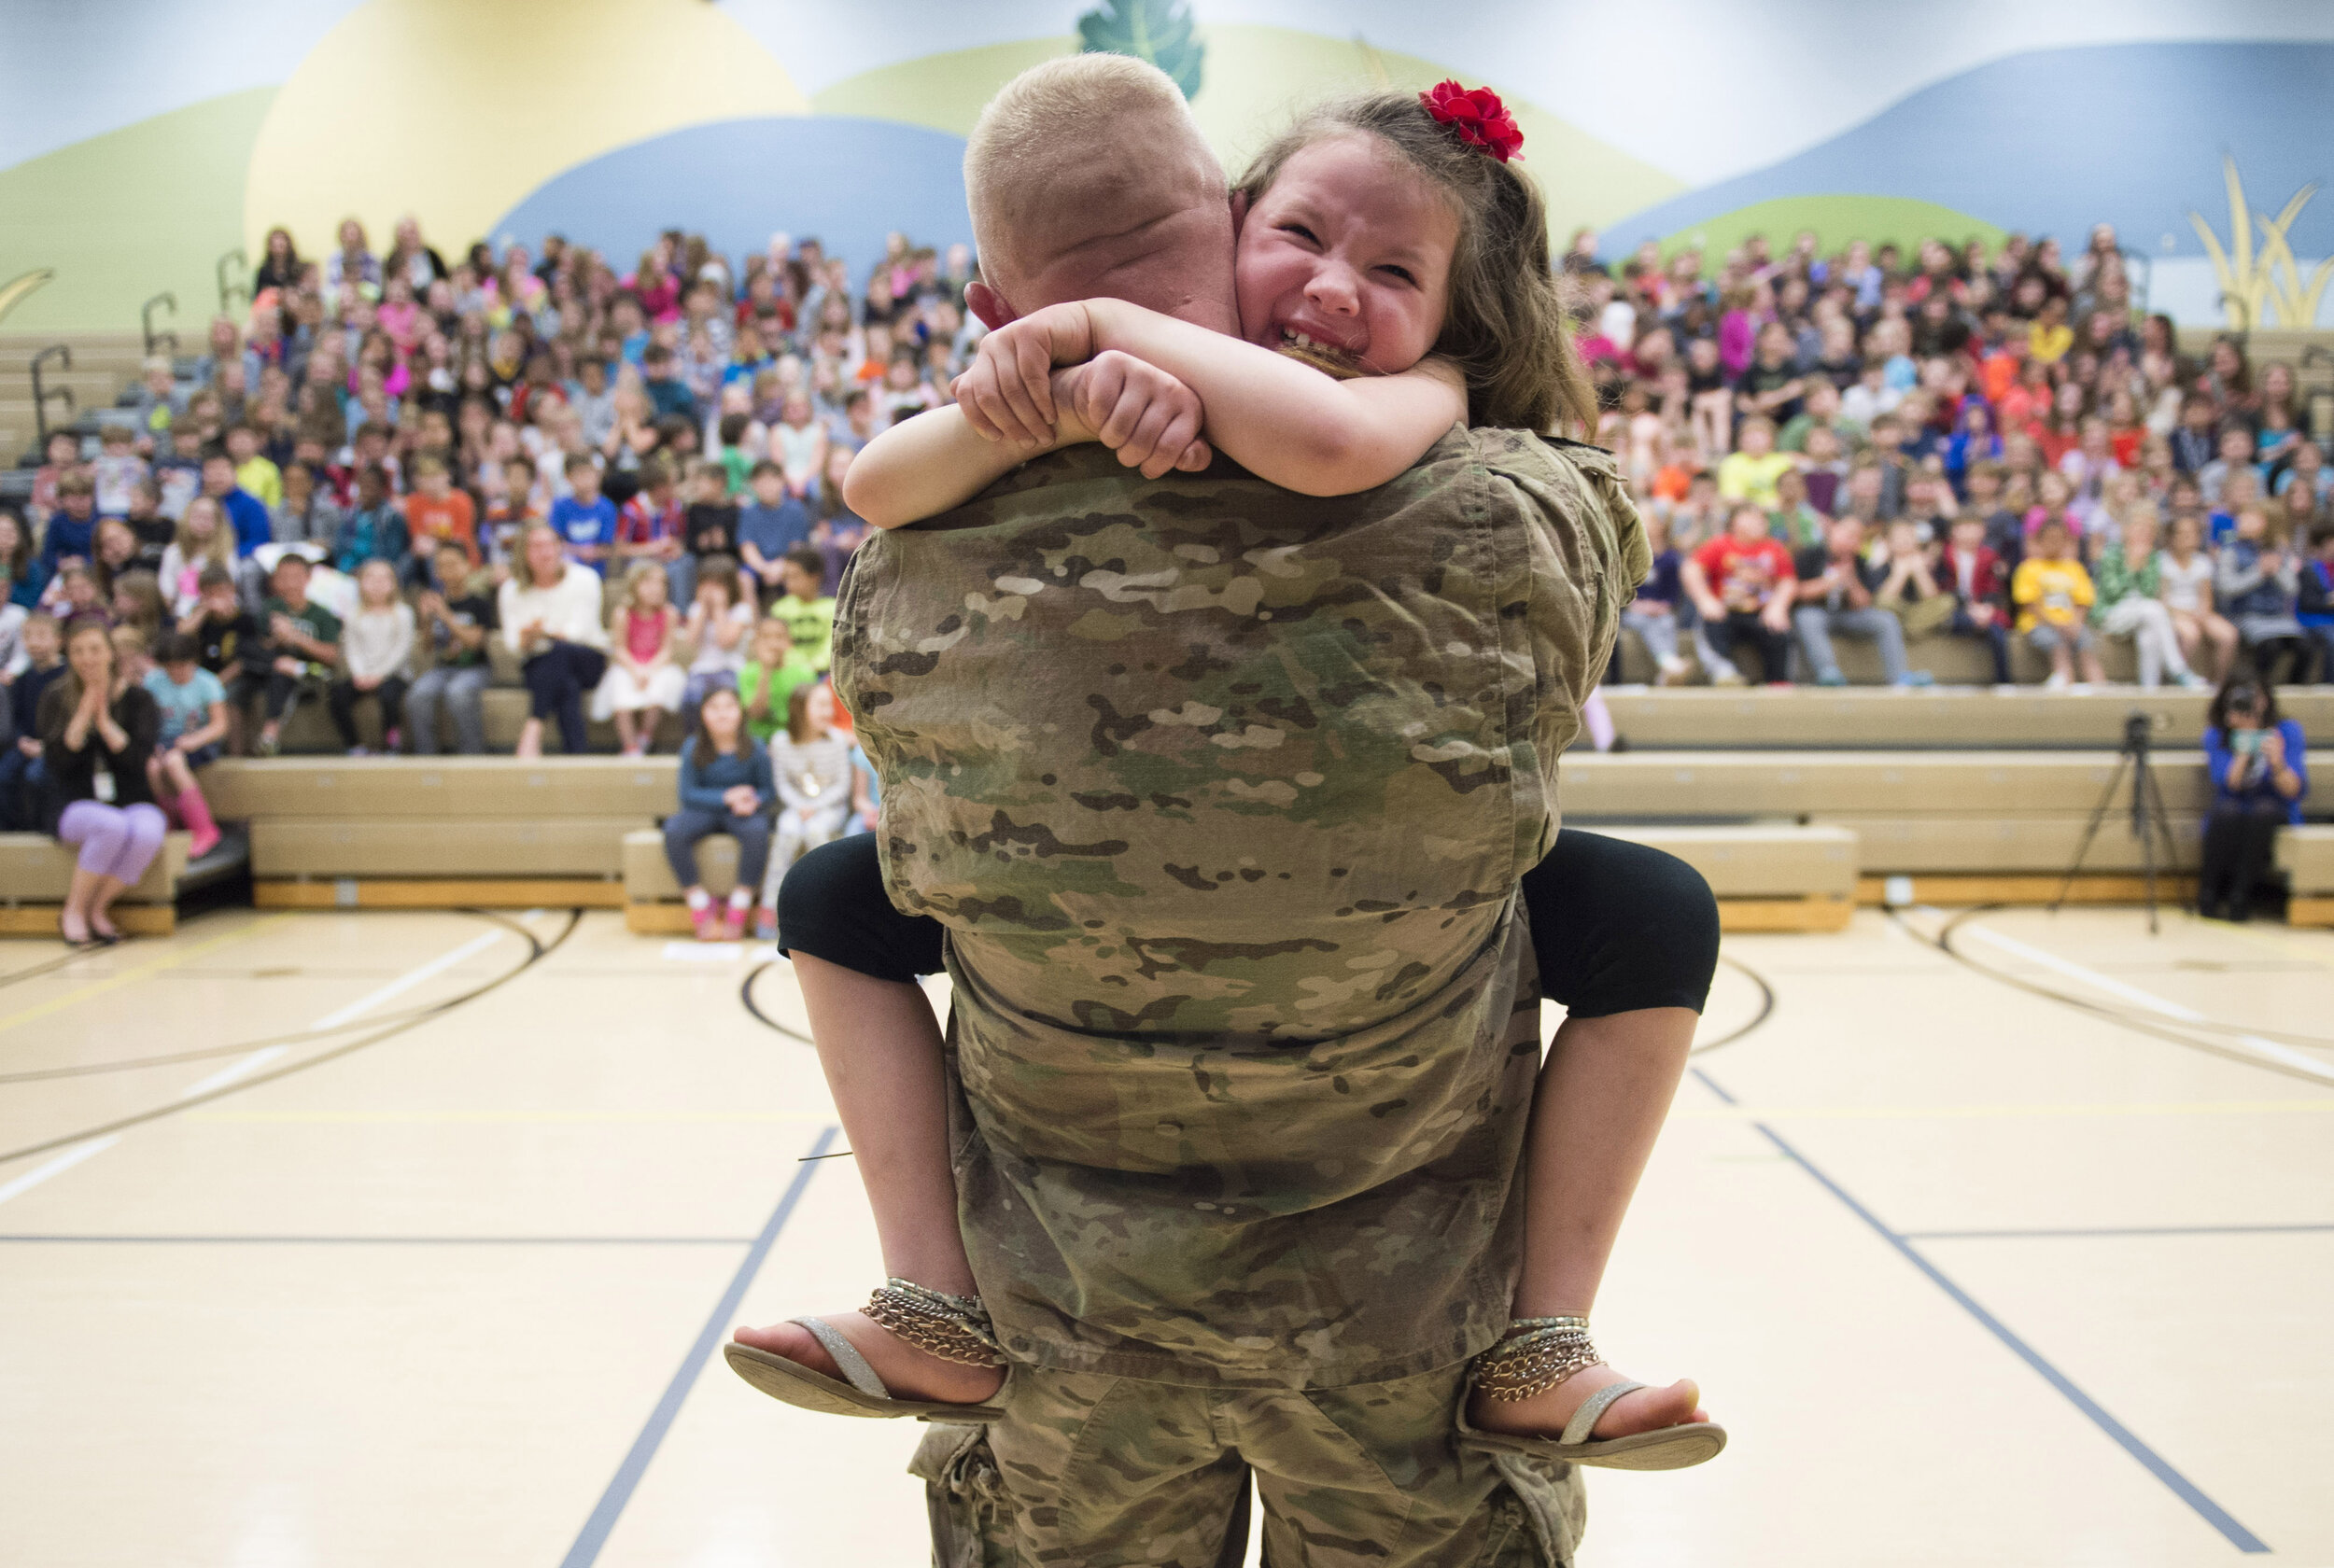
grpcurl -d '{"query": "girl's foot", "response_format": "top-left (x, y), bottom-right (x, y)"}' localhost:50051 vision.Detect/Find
top-left (1468, 1363), bottom-right (1708, 1444)
top-left (87, 908), bottom-right (124, 944)
top-left (59, 907), bottom-right (93, 946)
top-left (731, 1312), bottom-right (1005, 1407)
top-left (689, 902), bottom-right (724, 942)
top-left (187, 821), bottom-right (222, 858)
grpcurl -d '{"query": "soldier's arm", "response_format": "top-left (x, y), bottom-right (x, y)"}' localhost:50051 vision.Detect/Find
top-left (959, 299), bottom-right (1468, 498)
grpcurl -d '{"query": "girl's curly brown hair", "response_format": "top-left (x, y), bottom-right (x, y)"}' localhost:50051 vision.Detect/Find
top-left (1235, 91), bottom-right (1598, 439)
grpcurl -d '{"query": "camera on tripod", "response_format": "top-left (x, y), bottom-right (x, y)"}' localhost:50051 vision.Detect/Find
top-left (2056, 707), bottom-right (2180, 932)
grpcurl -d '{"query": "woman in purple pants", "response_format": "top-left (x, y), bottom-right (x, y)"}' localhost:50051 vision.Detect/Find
top-left (38, 617), bottom-right (166, 945)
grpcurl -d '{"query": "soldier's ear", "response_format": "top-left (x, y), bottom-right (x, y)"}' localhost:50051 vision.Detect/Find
top-left (965, 283), bottom-right (1016, 332)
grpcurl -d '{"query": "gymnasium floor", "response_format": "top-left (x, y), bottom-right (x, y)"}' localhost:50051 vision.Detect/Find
top-left (1, 903), bottom-right (2327, 1567)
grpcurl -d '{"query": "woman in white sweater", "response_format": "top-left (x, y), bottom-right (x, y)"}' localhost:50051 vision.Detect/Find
top-left (499, 522), bottom-right (610, 756)
top-left (327, 559), bottom-right (417, 754)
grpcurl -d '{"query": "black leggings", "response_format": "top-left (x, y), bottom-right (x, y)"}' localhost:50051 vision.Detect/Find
top-left (780, 828), bottom-right (1720, 1018)
top-left (2197, 799), bottom-right (2288, 920)
top-left (523, 639), bottom-right (609, 754)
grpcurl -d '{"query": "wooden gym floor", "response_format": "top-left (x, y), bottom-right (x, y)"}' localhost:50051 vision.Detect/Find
top-left (0, 903), bottom-right (2327, 1566)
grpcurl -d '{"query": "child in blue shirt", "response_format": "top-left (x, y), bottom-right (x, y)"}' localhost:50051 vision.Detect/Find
top-left (141, 630), bottom-right (228, 856)
top-left (548, 456), bottom-right (618, 573)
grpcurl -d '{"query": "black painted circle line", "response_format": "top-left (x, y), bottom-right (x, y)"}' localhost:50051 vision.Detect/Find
top-left (738, 960), bottom-right (814, 1045)
top-left (0, 909), bottom-right (583, 1167)
top-left (1690, 955), bottom-right (1776, 1057)
top-left (1903, 906), bottom-right (2334, 1085)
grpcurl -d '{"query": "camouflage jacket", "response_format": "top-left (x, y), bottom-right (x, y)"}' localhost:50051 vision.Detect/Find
top-left (835, 428), bottom-right (1646, 1388)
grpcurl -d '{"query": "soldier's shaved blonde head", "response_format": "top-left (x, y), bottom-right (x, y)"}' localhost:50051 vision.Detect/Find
top-left (963, 55), bottom-right (1230, 322)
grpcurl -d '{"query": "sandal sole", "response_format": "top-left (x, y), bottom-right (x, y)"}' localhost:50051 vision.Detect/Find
top-left (1465, 1421), bottom-right (1727, 1471)
top-left (722, 1341), bottom-right (1004, 1424)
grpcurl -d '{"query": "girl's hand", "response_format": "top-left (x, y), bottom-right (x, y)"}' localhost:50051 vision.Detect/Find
top-left (2261, 729), bottom-right (2286, 769)
top-left (1059, 354), bottom-right (1213, 480)
top-left (953, 305), bottom-right (1095, 448)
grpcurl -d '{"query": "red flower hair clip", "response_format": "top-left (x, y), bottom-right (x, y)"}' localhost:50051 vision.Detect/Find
top-left (1420, 80), bottom-right (1523, 163)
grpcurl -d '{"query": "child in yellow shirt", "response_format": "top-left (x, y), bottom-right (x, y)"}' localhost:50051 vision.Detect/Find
top-left (2011, 517), bottom-right (2105, 688)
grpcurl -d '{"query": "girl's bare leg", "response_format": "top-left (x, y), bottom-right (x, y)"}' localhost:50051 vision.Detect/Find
top-left (2171, 610), bottom-right (2202, 673)
top-left (1469, 1007), bottom-right (1712, 1440)
top-left (86, 874), bottom-right (130, 939)
top-left (732, 954), bottom-right (1001, 1403)
top-left (2204, 614), bottom-right (2240, 682)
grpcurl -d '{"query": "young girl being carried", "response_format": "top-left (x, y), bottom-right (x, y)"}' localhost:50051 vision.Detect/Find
top-left (732, 82), bottom-right (1723, 1471)
top-left (593, 562), bottom-right (685, 756)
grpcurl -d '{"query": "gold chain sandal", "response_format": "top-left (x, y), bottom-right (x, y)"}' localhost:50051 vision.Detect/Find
top-left (723, 1280), bottom-right (1007, 1425)
top-left (1462, 1316), bottom-right (1727, 1472)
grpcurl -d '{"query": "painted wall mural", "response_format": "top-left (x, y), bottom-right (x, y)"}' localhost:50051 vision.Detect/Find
top-left (1, 0), bottom-right (2328, 334)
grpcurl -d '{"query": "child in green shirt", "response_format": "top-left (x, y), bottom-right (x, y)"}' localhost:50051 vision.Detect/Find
top-left (767, 546), bottom-right (836, 672)
top-left (738, 618), bottom-right (818, 744)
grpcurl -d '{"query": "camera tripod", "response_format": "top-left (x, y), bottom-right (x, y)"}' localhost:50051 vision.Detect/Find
top-left (2053, 710), bottom-right (2184, 934)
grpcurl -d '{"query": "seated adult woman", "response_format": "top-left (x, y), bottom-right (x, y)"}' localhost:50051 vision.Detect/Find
top-left (38, 616), bottom-right (166, 945)
top-left (498, 523), bottom-right (609, 756)
top-left (2198, 673), bottom-right (2308, 922)
top-left (662, 686), bottom-right (772, 941)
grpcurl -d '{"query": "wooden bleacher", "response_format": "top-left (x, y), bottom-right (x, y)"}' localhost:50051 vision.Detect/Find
top-left (1599, 687), bottom-right (2334, 750)
top-left (105, 686), bottom-right (2334, 929)
top-left (0, 831), bottom-right (195, 935)
top-left (3, 331), bottom-right (149, 469)
top-left (1563, 746), bottom-right (2328, 906)
top-left (206, 756), bottom-right (671, 908)
top-left (622, 823), bottom-right (1861, 935)
top-left (2276, 827), bottom-right (2334, 928)
top-left (623, 830), bottom-right (740, 933)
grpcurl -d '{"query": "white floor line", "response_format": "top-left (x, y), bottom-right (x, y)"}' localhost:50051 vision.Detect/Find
top-left (0, 1136), bottom-right (120, 1207)
top-left (310, 930), bottom-right (505, 1031)
top-left (1963, 922), bottom-right (2334, 1084)
top-left (178, 1044), bottom-right (289, 1099)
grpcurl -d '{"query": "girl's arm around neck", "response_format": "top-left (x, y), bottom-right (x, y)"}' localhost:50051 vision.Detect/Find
top-left (987, 299), bottom-right (1469, 498)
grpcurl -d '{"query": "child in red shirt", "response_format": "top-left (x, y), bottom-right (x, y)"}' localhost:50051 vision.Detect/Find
top-left (401, 455), bottom-right (479, 568)
top-left (1683, 504), bottom-right (1798, 684)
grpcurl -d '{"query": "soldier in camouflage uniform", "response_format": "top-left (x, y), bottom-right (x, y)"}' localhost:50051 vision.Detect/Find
top-left (833, 414), bottom-right (1648, 1563)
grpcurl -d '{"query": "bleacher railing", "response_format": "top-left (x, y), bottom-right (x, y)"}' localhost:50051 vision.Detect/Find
top-left (30, 344), bottom-right (74, 444)
top-left (142, 291), bottom-right (178, 359)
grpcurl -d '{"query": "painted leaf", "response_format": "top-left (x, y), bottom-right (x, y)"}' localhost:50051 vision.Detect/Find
top-left (1076, 0), bottom-right (1205, 100)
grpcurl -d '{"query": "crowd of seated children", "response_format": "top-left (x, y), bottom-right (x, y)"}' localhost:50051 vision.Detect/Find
top-left (7, 211), bottom-right (2327, 848)
top-left (2, 216), bottom-right (929, 796)
top-left (1578, 221), bottom-right (2331, 688)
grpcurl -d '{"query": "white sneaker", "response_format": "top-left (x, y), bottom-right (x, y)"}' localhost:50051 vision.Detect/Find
top-left (1656, 654), bottom-right (1690, 686)
top-left (2176, 669), bottom-right (2212, 691)
top-left (1709, 664), bottom-right (1748, 688)
top-left (2044, 671), bottom-right (2071, 691)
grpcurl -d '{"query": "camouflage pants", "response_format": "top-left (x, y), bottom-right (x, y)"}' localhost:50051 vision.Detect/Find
top-left (908, 1364), bottom-right (1584, 1567)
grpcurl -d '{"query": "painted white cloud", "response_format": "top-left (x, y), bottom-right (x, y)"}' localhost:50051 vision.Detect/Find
top-left (724, 0), bottom-right (2334, 185)
top-left (0, 0), bottom-right (366, 169)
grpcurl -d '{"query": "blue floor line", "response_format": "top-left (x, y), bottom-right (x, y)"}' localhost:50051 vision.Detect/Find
top-left (1689, 1069), bottom-right (2271, 1555)
top-left (556, 1124), bottom-right (837, 1568)
top-left (1903, 1223), bottom-right (2334, 1242)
